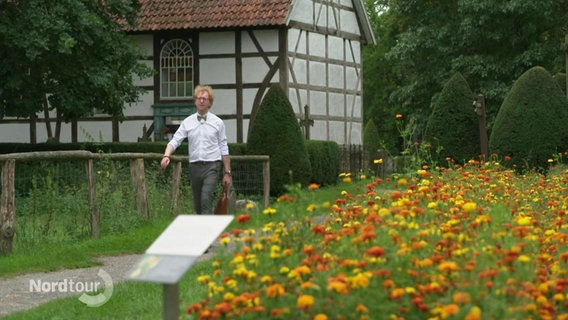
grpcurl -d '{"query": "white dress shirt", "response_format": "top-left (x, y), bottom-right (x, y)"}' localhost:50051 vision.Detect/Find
top-left (167, 112), bottom-right (229, 162)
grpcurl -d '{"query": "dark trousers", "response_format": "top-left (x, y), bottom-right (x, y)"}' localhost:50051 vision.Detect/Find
top-left (189, 161), bottom-right (222, 215)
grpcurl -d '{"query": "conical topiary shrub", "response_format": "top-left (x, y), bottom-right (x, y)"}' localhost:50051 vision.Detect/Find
top-left (423, 72), bottom-right (479, 164)
top-left (247, 84), bottom-right (312, 195)
top-left (490, 66), bottom-right (568, 172)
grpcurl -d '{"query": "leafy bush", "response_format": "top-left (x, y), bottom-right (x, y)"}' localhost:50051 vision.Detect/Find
top-left (490, 66), bottom-right (568, 172)
top-left (423, 73), bottom-right (479, 164)
top-left (247, 84), bottom-right (311, 195)
top-left (306, 140), bottom-right (340, 186)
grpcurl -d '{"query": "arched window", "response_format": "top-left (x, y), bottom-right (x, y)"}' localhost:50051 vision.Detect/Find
top-left (160, 39), bottom-right (194, 99)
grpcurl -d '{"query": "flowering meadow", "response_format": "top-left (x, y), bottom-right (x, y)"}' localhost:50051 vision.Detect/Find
top-left (186, 160), bottom-right (568, 320)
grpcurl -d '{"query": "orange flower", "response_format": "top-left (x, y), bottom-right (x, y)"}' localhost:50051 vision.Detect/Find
top-left (437, 261), bottom-right (459, 273)
top-left (308, 183), bottom-right (320, 190)
top-left (396, 114), bottom-right (403, 119)
top-left (452, 292), bottom-right (471, 304)
top-left (266, 283), bottom-right (286, 298)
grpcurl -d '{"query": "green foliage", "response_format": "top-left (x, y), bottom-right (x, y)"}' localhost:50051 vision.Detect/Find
top-left (0, 0), bottom-right (154, 141)
top-left (363, 120), bottom-right (381, 165)
top-left (363, 0), bottom-right (567, 153)
top-left (553, 72), bottom-right (566, 95)
top-left (247, 84), bottom-right (312, 195)
top-left (305, 140), bottom-right (340, 186)
top-left (423, 73), bottom-right (479, 164)
top-left (489, 66), bottom-right (568, 172)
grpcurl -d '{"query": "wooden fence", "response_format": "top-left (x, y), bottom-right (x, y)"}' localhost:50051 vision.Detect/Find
top-left (0, 151), bottom-right (270, 255)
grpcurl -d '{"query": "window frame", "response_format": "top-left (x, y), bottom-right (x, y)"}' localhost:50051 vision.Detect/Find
top-left (159, 39), bottom-right (195, 100)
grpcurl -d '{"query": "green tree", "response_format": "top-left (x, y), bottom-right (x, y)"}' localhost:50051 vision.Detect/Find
top-left (363, 0), bottom-right (567, 153)
top-left (489, 66), bottom-right (568, 172)
top-left (0, 0), bottom-right (154, 142)
top-left (247, 84), bottom-right (312, 196)
top-left (423, 73), bottom-right (479, 164)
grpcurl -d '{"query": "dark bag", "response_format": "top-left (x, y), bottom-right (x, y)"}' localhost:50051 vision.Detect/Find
top-left (214, 184), bottom-right (228, 215)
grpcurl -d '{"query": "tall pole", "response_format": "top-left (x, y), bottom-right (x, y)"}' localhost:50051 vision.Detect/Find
top-left (565, 34), bottom-right (568, 97)
top-left (474, 95), bottom-right (488, 159)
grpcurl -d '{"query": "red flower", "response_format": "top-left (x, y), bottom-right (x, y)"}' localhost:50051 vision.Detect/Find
top-left (367, 246), bottom-right (386, 258)
top-left (236, 214), bottom-right (251, 224)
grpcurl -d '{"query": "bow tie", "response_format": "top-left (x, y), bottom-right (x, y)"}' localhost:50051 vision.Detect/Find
top-left (197, 115), bottom-right (207, 123)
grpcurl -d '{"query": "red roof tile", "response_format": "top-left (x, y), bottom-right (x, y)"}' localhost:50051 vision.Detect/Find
top-left (132, 0), bottom-right (293, 32)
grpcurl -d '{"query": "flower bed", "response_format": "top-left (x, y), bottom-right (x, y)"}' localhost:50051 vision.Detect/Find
top-left (186, 161), bottom-right (568, 319)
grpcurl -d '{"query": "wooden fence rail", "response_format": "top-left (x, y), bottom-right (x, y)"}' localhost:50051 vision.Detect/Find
top-left (0, 151), bottom-right (270, 255)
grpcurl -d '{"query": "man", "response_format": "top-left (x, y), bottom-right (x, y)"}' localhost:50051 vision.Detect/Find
top-left (160, 85), bottom-right (232, 215)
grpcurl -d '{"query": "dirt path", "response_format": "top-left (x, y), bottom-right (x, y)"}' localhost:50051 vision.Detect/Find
top-left (0, 252), bottom-right (214, 317)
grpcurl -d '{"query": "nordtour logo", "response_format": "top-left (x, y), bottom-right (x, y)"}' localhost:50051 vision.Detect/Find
top-left (29, 269), bottom-right (114, 307)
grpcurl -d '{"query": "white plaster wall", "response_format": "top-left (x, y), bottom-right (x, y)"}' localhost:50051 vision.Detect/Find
top-left (289, 58), bottom-right (307, 85)
top-left (328, 64), bottom-right (345, 89)
top-left (120, 120), bottom-right (153, 142)
top-left (329, 93), bottom-right (345, 117)
top-left (340, 8), bottom-right (361, 36)
top-left (289, 0), bottom-right (313, 25)
top-left (242, 57), bottom-right (275, 83)
top-left (199, 58), bottom-right (236, 85)
top-left (242, 30), bottom-right (279, 53)
top-left (309, 91), bottom-right (327, 115)
top-left (328, 36), bottom-right (345, 61)
top-left (243, 89), bottom-right (257, 115)
top-left (213, 89), bottom-right (237, 115)
top-left (0, 124), bottom-right (30, 143)
top-left (310, 121), bottom-right (327, 141)
top-left (288, 88), bottom-right (308, 115)
top-left (308, 33), bottom-right (326, 58)
top-left (199, 32), bottom-right (235, 54)
top-left (309, 61), bottom-right (327, 87)
top-left (288, 29), bottom-right (307, 55)
top-left (123, 91), bottom-right (154, 116)
top-left (329, 121), bottom-right (346, 144)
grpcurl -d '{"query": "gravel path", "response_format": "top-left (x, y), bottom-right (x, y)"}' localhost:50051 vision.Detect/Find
top-left (0, 252), bottom-right (214, 317)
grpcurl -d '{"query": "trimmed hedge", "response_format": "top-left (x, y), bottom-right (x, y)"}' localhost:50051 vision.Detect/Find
top-left (306, 140), bottom-right (340, 186)
top-left (246, 84), bottom-right (312, 196)
top-left (423, 73), bottom-right (479, 164)
top-left (489, 66), bottom-right (568, 172)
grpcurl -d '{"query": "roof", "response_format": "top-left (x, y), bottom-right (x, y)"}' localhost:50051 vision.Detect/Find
top-left (132, 0), bottom-right (293, 31)
top-left (130, 0), bottom-right (375, 45)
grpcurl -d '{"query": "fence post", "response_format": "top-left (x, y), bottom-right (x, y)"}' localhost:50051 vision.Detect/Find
top-left (262, 159), bottom-right (270, 209)
top-left (171, 161), bottom-right (182, 216)
top-left (0, 159), bottom-right (15, 255)
top-left (86, 159), bottom-right (100, 238)
top-left (130, 159), bottom-right (150, 218)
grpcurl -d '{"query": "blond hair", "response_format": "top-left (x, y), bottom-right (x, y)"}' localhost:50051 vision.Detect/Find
top-left (194, 85), bottom-right (214, 105)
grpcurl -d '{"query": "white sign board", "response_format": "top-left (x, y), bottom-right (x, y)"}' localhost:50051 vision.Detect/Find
top-left (146, 215), bottom-right (234, 256)
top-left (125, 215), bottom-right (234, 284)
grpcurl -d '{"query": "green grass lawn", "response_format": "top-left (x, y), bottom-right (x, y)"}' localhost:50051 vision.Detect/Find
top-left (1, 178), bottom-right (373, 319)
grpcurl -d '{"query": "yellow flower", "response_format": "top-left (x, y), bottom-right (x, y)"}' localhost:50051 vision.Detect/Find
top-left (314, 314), bottom-right (328, 320)
top-left (516, 216), bottom-right (532, 226)
top-left (374, 158), bottom-right (383, 164)
top-left (263, 207), bottom-right (277, 215)
top-left (297, 294), bottom-right (315, 309)
top-left (463, 202), bottom-right (477, 212)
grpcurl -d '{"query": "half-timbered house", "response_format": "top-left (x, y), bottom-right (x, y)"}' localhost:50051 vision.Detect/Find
top-left (0, 0), bottom-right (375, 145)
